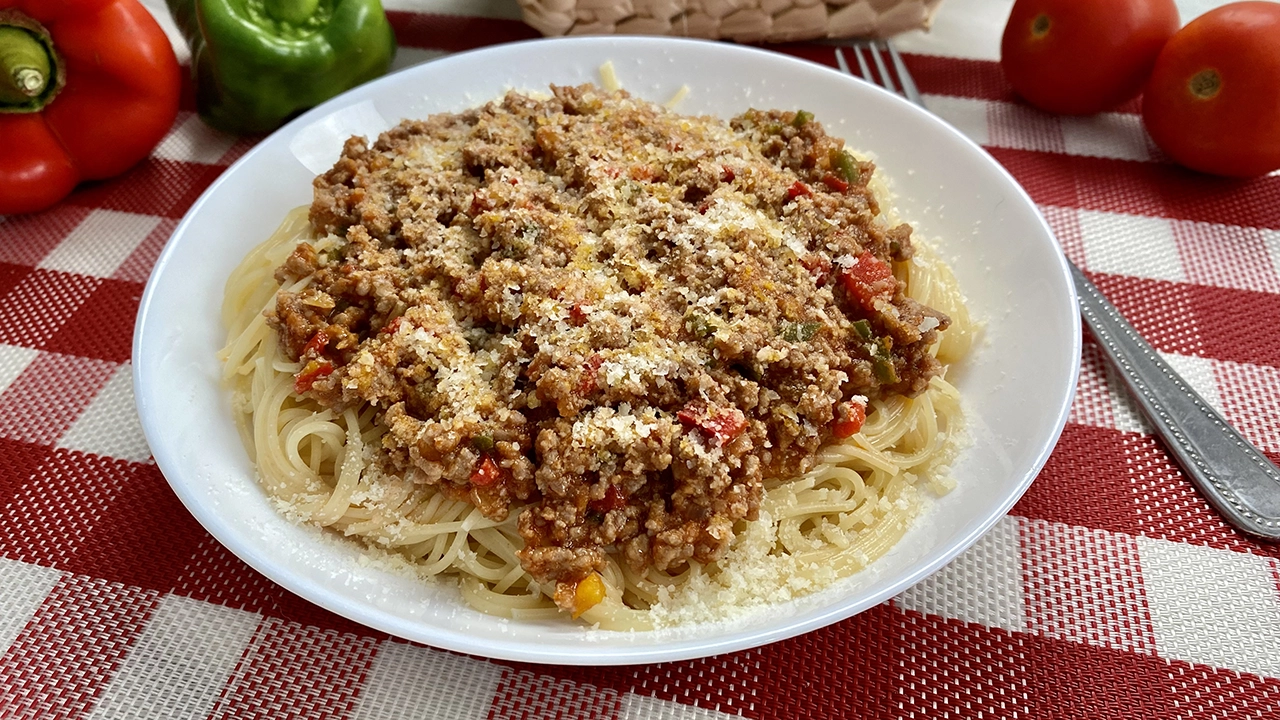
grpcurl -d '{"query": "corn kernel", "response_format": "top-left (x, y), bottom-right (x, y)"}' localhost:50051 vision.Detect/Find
top-left (572, 572), bottom-right (606, 619)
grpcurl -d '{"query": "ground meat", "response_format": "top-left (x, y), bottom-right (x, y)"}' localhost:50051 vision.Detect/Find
top-left (268, 85), bottom-right (950, 609)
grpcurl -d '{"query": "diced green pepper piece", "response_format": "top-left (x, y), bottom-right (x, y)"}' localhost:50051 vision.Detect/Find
top-left (684, 313), bottom-right (716, 338)
top-left (830, 149), bottom-right (860, 184)
top-left (872, 356), bottom-right (898, 384)
top-left (781, 321), bottom-right (821, 342)
top-left (471, 434), bottom-right (495, 452)
top-left (791, 109), bottom-right (814, 127)
top-left (852, 319), bottom-right (873, 340)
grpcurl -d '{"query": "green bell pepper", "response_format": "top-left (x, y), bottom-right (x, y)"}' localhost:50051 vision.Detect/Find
top-left (167, 0), bottom-right (395, 134)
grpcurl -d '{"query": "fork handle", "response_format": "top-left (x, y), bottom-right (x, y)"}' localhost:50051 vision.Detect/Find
top-left (1070, 261), bottom-right (1280, 540)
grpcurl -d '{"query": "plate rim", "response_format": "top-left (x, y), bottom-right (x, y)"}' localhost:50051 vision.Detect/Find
top-left (133, 35), bottom-right (1081, 665)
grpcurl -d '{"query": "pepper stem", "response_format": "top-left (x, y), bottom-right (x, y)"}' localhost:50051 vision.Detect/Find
top-left (0, 11), bottom-right (62, 113)
top-left (264, 0), bottom-right (321, 24)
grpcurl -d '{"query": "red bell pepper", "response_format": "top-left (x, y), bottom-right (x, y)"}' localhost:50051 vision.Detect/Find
top-left (294, 359), bottom-right (333, 394)
top-left (786, 180), bottom-right (811, 201)
top-left (821, 173), bottom-right (849, 193)
top-left (579, 353), bottom-right (604, 395)
top-left (839, 251), bottom-right (897, 309)
top-left (470, 455), bottom-right (503, 487)
top-left (677, 402), bottom-right (748, 445)
top-left (832, 399), bottom-right (867, 439)
top-left (589, 484), bottom-right (627, 514)
top-left (302, 330), bottom-right (330, 357)
top-left (0, 0), bottom-right (181, 215)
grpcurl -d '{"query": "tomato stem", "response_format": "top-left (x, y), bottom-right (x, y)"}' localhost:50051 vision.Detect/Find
top-left (0, 10), bottom-right (62, 114)
top-left (1188, 69), bottom-right (1221, 100)
top-left (1031, 13), bottom-right (1051, 39)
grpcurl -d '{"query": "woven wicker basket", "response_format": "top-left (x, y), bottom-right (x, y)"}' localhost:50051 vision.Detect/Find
top-left (518, 0), bottom-right (944, 43)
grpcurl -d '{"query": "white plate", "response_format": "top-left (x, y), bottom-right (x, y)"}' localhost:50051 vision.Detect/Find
top-left (134, 37), bottom-right (1079, 665)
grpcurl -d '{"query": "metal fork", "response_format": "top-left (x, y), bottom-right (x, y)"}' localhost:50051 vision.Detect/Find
top-left (836, 41), bottom-right (1280, 541)
top-left (835, 41), bottom-right (923, 108)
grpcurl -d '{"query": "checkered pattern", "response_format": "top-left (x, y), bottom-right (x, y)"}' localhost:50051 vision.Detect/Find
top-left (2, 2), bottom-right (1279, 718)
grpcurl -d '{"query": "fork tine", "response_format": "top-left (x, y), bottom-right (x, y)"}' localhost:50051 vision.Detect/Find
top-left (833, 40), bottom-right (927, 110)
top-left (852, 43), bottom-right (873, 83)
top-left (885, 41), bottom-right (924, 107)
top-left (868, 41), bottom-right (898, 94)
top-left (834, 46), bottom-right (852, 76)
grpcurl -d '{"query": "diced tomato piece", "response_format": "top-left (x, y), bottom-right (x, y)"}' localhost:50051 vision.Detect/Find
top-left (697, 199), bottom-right (712, 215)
top-left (839, 252), bottom-right (896, 309)
top-left (701, 411), bottom-right (746, 443)
top-left (579, 354), bottom-right (604, 395)
top-left (569, 303), bottom-right (588, 326)
top-left (800, 253), bottom-right (832, 287)
top-left (786, 181), bottom-right (811, 201)
top-left (470, 455), bottom-right (502, 487)
top-left (676, 406), bottom-right (701, 426)
top-left (302, 330), bottom-right (329, 356)
top-left (721, 165), bottom-right (736, 182)
top-left (380, 317), bottom-right (403, 335)
top-left (294, 360), bottom-right (333, 394)
top-left (589, 484), bottom-right (626, 514)
top-left (822, 173), bottom-right (849, 193)
top-left (677, 402), bottom-right (747, 445)
top-left (832, 400), bottom-right (867, 439)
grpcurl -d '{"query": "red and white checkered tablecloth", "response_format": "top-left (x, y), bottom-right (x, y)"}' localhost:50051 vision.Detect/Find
top-left (2, 0), bottom-right (1279, 717)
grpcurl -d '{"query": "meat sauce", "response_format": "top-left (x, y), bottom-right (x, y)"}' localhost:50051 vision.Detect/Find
top-left (269, 85), bottom-right (949, 610)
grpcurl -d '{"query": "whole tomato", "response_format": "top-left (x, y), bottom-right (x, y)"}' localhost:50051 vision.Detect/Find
top-left (1001, 0), bottom-right (1180, 115)
top-left (1142, 2), bottom-right (1280, 178)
